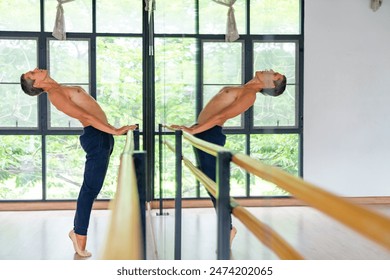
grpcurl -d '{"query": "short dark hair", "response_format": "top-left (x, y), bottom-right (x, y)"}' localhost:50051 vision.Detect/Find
top-left (260, 75), bottom-right (287, 97)
top-left (20, 74), bottom-right (45, 96)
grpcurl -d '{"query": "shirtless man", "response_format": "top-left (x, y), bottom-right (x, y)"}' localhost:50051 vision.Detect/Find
top-left (171, 69), bottom-right (287, 247)
top-left (20, 68), bottom-right (137, 257)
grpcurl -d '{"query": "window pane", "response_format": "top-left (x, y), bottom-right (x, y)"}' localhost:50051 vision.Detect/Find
top-left (96, 0), bottom-right (142, 33)
top-left (250, 0), bottom-right (300, 34)
top-left (155, 135), bottom-right (198, 199)
top-left (203, 42), bottom-right (242, 84)
top-left (49, 40), bottom-right (89, 83)
top-left (155, 38), bottom-right (196, 128)
top-left (253, 42), bottom-right (296, 84)
top-left (154, 0), bottom-right (195, 34)
top-left (254, 85), bottom-right (296, 127)
top-left (46, 135), bottom-right (124, 199)
top-left (46, 135), bottom-right (84, 199)
top-left (199, 0), bottom-right (246, 35)
top-left (182, 139), bottom-right (198, 198)
top-left (156, 135), bottom-right (175, 199)
top-left (0, 39), bottom-right (38, 81)
top-left (0, 39), bottom-right (38, 128)
top-left (0, 0), bottom-right (40, 31)
top-left (96, 37), bottom-right (143, 128)
top-left (253, 42), bottom-right (297, 127)
top-left (0, 136), bottom-right (42, 200)
top-left (48, 40), bottom-right (89, 129)
top-left (0, 85), bottom-right (38, 128)
top-left (203, 42), bottom-right (242, 127)
top-left (250, 134), bottom-right (299, 196)
top-left (45, 0), bottom-right (92, 33)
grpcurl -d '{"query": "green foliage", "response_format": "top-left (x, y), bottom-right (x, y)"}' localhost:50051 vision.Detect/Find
top-left (155, 38), bottom-right (197, 126)
top-left (45, 135), bottom-right (84, 199)
top-left (96, 37), bottom-right (143, 126)
top-left (0, 136), bottom-right (42, 199)
top-left (251, 134), bottom-right (299, 175)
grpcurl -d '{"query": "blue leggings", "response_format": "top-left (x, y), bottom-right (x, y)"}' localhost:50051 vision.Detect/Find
top-left (194, 126), bottom-right (232, 229)
top-left (74, 126), bottom-right (114, 235)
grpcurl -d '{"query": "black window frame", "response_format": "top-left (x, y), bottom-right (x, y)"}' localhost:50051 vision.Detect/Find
top-left (0, 0), bottom-right (304, 202)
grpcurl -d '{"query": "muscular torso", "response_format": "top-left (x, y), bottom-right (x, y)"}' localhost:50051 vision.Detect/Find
top-left (170, 73), bottom-right (265, 135)
top-left (197, 86), bottom-right (257, 126)
top-left (47, 85), bottom-right (109, 127)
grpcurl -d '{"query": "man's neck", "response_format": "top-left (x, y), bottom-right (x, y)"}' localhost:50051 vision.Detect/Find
top-left (41, 78), bottom-right (61, 92)
top-left (243, 78), bottom-right (264, 92)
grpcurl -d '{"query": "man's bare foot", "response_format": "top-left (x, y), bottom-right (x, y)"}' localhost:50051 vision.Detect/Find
top-left (75, 233), bottom-right (87, 250)
top-left (230, 226), bottom-right (237, 248)
top-left (69, 230), bottom-right (92, 257)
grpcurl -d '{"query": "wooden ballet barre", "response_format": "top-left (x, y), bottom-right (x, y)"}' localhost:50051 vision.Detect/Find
top-left (164, 125), bottom-right (390, 252)
top-left (101, 131), bottom-right (143, 260)
top-left (164, 139), bottom-right (303, 260)
top-left (232, 153), bottom-right (390, 251)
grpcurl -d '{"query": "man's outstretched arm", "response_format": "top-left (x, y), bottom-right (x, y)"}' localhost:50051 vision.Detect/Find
top-left (57, 101), bottom-right (136, 135)
top-left (172, 93), bottom-right (256, 134)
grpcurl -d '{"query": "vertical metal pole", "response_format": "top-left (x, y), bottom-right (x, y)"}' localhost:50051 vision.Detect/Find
top-left (158, 124), bottom-right (164, 215)
top-left (143, 0), bottom-right (155, 206)
top-left (156, 124), bottom-right (168, 216)
top-left (133, 151), bottom-right (147, 260)
top-left (216, 151), bottom-right (232, 260)
top-left (174, 129), bottom-right (183, 260)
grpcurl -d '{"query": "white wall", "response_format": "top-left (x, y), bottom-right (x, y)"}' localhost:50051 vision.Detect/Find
top-left (304, 0), bottom-right (390, 196)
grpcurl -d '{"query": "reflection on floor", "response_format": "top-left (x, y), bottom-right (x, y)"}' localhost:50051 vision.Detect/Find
top-left (0, 205), bottom-right (389, 260)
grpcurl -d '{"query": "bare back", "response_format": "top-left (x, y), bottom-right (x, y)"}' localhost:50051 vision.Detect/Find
top-left (47, 85), bottom-right (109, 127)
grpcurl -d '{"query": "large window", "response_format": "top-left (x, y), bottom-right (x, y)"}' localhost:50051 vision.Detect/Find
top-left (0, 0), bottom-right (303, 202)
top-left (253, 42), bottom-right (297, 127)
top-left (155, 0), bottom-right (303, 199)
top-left (0, 0), bottom-right (144, 201)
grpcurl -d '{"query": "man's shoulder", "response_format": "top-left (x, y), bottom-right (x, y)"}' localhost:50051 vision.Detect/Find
top-left (218, 85), bottom-right (242, 94)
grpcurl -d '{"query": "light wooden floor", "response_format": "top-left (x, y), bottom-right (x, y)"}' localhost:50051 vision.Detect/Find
top-left (150, 205), bottom-right (390, 260)
top-left (0, 210), bottom-right (109, 260)
top-left (0, 205), bottom-right (389, 260)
